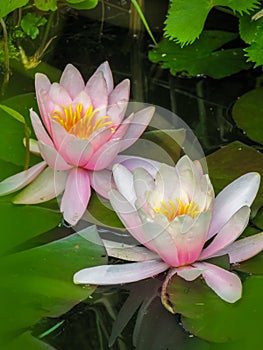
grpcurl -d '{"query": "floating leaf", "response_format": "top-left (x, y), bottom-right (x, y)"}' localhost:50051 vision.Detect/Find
top-left (206, 141), bottom-right (263, 212)
top-left (149, 31), bottom-right (250, 79)
top-left (164, 0), bottom-right (260, 45)
top-left (164, 274), bottom-right (263, 348)
top-left (232, 88), bottom-right (263, 144)
top-left (0, 225), bottom-right (107, 347)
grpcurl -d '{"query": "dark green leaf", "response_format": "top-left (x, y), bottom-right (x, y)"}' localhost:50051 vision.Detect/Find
top-left (239, 12), bottom-right (263, 44)
top-left (244, 25), bottom-right (263, 66)
top-left (232, 88), bottom-right (263, 144)
top-left (164, 0), bottom-right (260, 45)
top-left (149, 31), bottom-right (250, 79)
top-left (206, 141), bottom-right (263, 212)
top-left (164, 274), bottom-right (263, 347)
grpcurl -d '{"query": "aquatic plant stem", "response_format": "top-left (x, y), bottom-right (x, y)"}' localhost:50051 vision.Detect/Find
top-left (0, 18), bottom-right (10, 95)
top-left (130, 0), bottom-right (157, 46)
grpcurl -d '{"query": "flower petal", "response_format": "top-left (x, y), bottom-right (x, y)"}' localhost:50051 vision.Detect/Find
top-left (194, 262), bottom-right (242, 303)
top-left (107, 79), bottom-right (130, 123)
top-left (85, 71), bottom-right (108, 110)
top-left (60, 64), bottom-right (85, 99)
top-left (60, 168), bottom-right (91, 225)
top-left (84, 138), bottom-right (121, 171)
top-left (112, 164), bottom-right (136, 205)
top-left (13, 167), bottom-right (68, 204)
top-left (110, 155), bottom-right (161, 178)
top-left (200, 206), bottom-right (251, 260)
top-left (133, 167), bottom-right (155, 209)
top-left (177, 266), bottom-right (204, 281)
top-left (119, 106), bottom-right (155, 152)
top-left (30, 109), bottom-right (54, 147)
top-left (94, 61), bottom-right (114, 94)
top-left (207, 172), bottom-right (260, 240)
top-left (35, 73), bottom-right (51, 129)
top-left (210, 232), bottom-right (263, 263)
top-left (50, 120), bottom-right (93, 166)
top-left (73, 260), bottom-right (169, 285)
top-left (108, 189), bottom-right (146, 244)
top-left (102, 239), bottom-right (159, 261)
top-left (0, 161), bottom-right (46, 196)
top-left (89, 169), bottom-right (113, 198)
top-left (38, 141), bottom-right (72, 171)
top-left (48, 82), bottom-right (72, 106)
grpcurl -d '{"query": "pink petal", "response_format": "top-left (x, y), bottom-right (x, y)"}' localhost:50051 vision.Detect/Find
top-left (102, 239), bottom-right (159, 261)
top-left (88, 127), bottom-right (113, 153)
top-left (119, 106), bottom-right (155, 152)
top-left (207, 172), bottom-right (260, 240)
top-left (89, 169), bottom-right (114, 199)
top-left (110, 155), bottom-right (161, 177)
top-left (133, 167), bottom-right (155, 208)
top-left (108, 189), bottom-right (147, 245)
top-left (60, 168), bottom-right (91, 225)
top-left (50, 120), bottom-right (93, 166)
top-left (48, 82), bottom-right (72, 106)
top-left (94, 61), bottom-right (114, 94)
top-left (73, 90), bottom-right (92, 110)
top-left (194, 262), bottom-right (242, 303)
top-left (35, 89), bottom-right (52, 133)
top-left (35, 73), bottom-right (51, 128)
top-left (107, 79), bottom-right (130, 123)
top-left (84, 138), bottom-right (122, 171)
top-left (200, 206), bottom-right (250, 260)
top-left (0, 161), bottom-right (46, 196)
top-left (13, 167), bottom-right (68, 204)
top-left (85, 71), bottom-right (108, 110)
top-left (112, 164), bottom-right (136, 205)
top-left (38, 141), bottom-right (72, 171)
top-left (73, 259), bottom-right (169, 285)
top-left (210, 232), bottom-right (263, 263)
top-left (30, 109), bottom-right (54, 147)
top-left (60, 64), bottom-right (85, 99)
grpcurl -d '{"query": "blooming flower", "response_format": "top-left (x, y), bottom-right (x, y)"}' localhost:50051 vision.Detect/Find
top-left (74, 155), bottom-right (263, 304)
top-left (0, 62), bottom-right (154, 225)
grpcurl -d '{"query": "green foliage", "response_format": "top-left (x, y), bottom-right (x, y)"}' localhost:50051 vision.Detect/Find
top-left (0, 0), bottom-right (29, 17)
top-left (65, 0), bottom-right (98, 10)
top-left (165, 274), bottom-right (263, 348)
top-left (21, 13), bottom-right (47, 39)
top-left (149, 31), bottom-right (250, 78)
top-left (164, 0), bottom-right (260, 45)
top-left (232, 87), bottom-right (263, 144)
top-left (206, 141), bottom-right (263, 212)
top-left (34, 0), bottom-right (57, 11)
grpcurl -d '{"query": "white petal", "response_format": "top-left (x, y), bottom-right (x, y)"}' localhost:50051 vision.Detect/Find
top-left (73, 260), bottom-right (169, 285)
top-left (112, 164), bottom-right (136, 205)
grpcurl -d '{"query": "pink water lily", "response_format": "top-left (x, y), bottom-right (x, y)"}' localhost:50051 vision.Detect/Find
top-left (0, 62), bottom-right (155, 225)
top-left (73, 156), bottom-right (263, 304)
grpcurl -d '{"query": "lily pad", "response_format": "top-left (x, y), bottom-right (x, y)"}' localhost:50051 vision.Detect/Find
top-left (164, 274), bottom-right (263, 347)
top-left (0, 225), bottom-right (107, 348)
top-left (149, 31), bottom-right (250, 79)
top-left (232, 88), bottom-right (263, 144)
top-left (206, 141), bottom-right (263, 212)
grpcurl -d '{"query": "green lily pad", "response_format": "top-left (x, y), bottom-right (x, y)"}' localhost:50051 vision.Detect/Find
top-left (0, 225), bottom-right (107, 347)
top-left (0, 0), bottom-right (29, 17)
top-left (66, 0), bottom-right (98, 10)
top-left (206, 141), bottom-right (263, 212)
top-left (232, 88), bottom-right (263, 144)
top-left (164, 274), bottom-right (263, 347)
top-left (149, 31), bottom-right (250, 79)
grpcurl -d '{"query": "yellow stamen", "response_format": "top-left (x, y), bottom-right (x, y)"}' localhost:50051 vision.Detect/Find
top-left (155, 198), bottom-right (200, 221)
top-left (52, 103), bottom-right (114, 139)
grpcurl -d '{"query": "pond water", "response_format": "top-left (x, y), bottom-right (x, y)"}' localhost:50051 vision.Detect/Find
top-left (0, 2), bottom-right (263, 350)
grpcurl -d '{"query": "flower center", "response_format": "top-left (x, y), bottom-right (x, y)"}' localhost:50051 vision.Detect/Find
top-left (155, 199), bottom-right (200, 221)
top-left (52, 103), bottom-right (113, 139)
